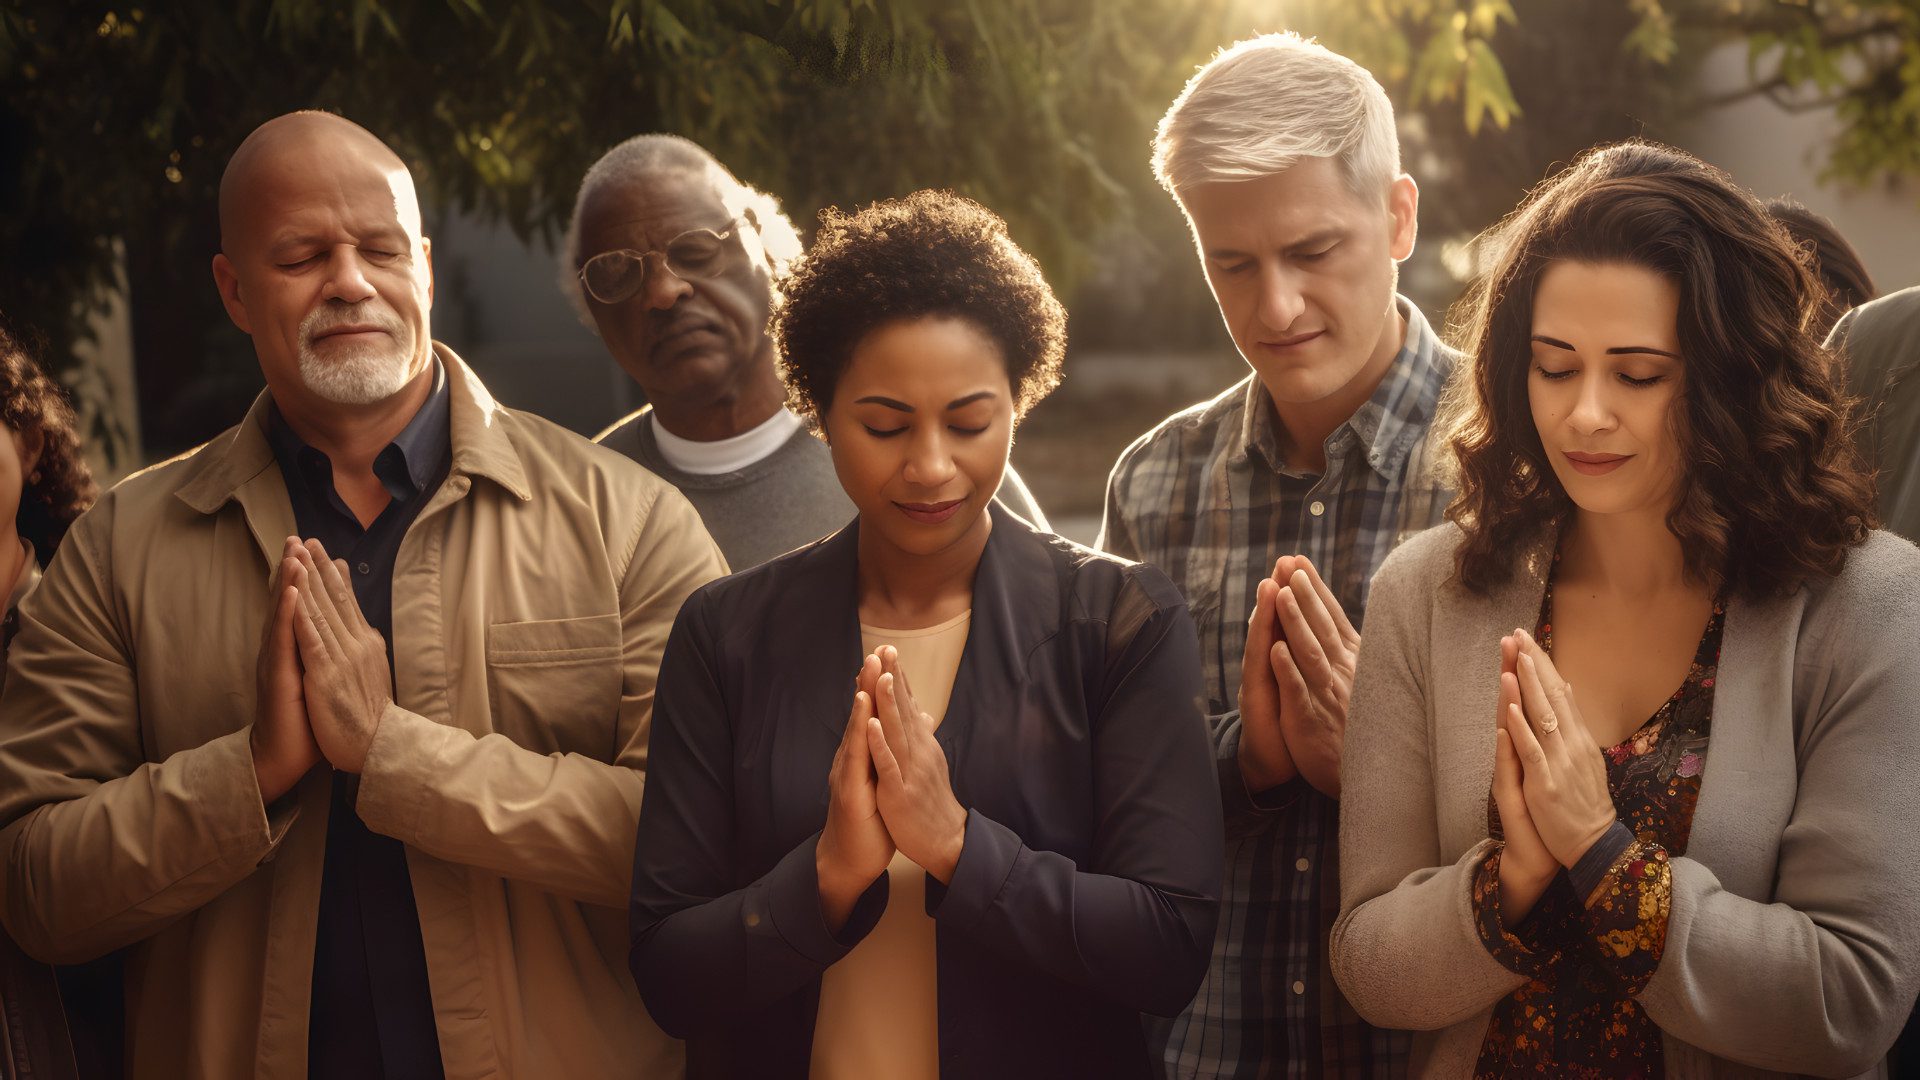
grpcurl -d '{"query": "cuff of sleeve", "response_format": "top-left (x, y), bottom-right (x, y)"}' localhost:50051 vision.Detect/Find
top-left (1570, 821), bottom-right (1636, 902)
top-left (1216, 721), bottom-right (1302, 820)
top-left (927, 809), bottom-right (1019, 934)
top-left (761, 832), bottom-right (887, 967)
top-left (205, 727), bottom-right (294, 863)
top-left (1470, 843), bottom-right (1574, 979)
top-left (354, 704), bottom-right (456, 845)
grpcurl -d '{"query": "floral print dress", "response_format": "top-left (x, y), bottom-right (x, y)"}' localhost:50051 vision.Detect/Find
top-left (1469, 568), bottom-right (1726, 1078)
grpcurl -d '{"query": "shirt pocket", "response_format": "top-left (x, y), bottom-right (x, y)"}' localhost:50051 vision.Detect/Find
top-left (485, 613), bottom-right (624, 758)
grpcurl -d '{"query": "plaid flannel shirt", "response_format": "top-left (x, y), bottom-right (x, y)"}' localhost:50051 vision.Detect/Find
top-left (1099, 297), bottom-right (1456, 1079)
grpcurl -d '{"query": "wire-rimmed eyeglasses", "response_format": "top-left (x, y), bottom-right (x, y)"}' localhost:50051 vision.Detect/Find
top-left (577, 220), bottom-right (741, 305)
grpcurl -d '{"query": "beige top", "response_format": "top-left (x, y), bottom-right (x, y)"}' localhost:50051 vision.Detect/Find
top-left (811, 608), bottom-right (972, 1080)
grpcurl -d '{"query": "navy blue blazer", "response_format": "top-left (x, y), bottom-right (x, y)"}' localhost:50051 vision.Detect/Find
top-left (629, 506), bottom-right (1223, 1078)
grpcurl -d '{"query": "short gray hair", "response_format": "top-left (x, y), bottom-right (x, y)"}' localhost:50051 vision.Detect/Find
top-left (558, 134), bottom-right (803, 326)
top-left (1153, 33), bottom-right (1401, 205)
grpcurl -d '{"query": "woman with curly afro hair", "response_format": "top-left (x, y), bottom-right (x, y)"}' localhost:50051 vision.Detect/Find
top-left (1332, 140), bottom-right (1920, 1076)
top-left (630, 190), bottom-right (1223, 1078)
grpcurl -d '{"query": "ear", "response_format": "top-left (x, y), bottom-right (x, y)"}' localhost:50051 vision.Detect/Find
top-left (1387, 174), bottom-right (1419, 263)
top-left (211, 252), bottom-right (253, 335)
top-left (420, 235), bottom-right (435, 308)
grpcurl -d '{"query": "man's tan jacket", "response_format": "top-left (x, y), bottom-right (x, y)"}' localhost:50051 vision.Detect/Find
top-left (0, 348), bottom-right (726, 1079)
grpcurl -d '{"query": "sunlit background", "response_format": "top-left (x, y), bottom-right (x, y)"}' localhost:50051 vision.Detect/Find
top-left (4, 0), bottom-right (1916, 541)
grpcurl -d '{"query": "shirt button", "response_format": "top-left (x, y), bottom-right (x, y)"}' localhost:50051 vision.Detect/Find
top-left (1309, 500), bottom-right (1326, 517)
top-left (356, 562), bottom-right (372, 575)
top-left (1295, 857), bottom-right (1311, 872)
top-left (744, 913), bottom-right (761, 929)
top-left (1292, 980), bottom-right (1307, 995)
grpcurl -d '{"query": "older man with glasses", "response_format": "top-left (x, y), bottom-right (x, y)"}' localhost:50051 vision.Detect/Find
top-left (561, 135), bottom-right (1047, 570)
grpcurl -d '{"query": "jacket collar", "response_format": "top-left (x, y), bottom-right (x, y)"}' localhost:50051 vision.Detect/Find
top-left (175, 342), bottom-right (529, 517)
top-left (777, 502), bottom-right (1061, 744)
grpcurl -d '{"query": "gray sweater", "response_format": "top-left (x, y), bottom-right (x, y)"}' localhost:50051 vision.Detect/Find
top-left (594, 409), bottom-right (1049, 571)
top-left (1332, 522), bottom-right (1920, 1078)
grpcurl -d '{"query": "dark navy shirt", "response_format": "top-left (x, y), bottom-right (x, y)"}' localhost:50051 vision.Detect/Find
top-left (266, 362), bottom-right (451, 1080)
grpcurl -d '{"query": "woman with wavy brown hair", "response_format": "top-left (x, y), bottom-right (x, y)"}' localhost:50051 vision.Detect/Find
top-left (1329, 140), bottom-right (1920, 1077)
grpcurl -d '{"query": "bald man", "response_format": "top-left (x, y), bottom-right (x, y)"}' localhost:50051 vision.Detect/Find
top-left (0, 111), bottom-right (726, 1079)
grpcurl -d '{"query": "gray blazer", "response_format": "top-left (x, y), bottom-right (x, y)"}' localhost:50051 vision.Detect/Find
top-left (1331, 523), bottom-right (1920, 1078)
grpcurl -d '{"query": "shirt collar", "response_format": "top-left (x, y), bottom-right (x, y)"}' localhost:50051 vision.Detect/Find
top-left (1233, 295), bottom-right (1453, 480)
top-left (265, 357), bottom-right (451, 499)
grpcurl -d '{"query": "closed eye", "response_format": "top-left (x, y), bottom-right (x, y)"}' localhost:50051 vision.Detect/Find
top-left (1296, 244), bottom-right (1336, 262)
top-left (1533, 364), bottom-right (1575, 380)
top-left (948, 424), bottom-right (989, 436)
top-left (1619, 372), bottom-right (1665, 387)
top-left (861, 425), bottom-right (907, 438)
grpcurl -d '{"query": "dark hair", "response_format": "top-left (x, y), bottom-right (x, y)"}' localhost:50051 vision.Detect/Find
top-left (1, 322), bottom-right (98, 566)
top-left (1763, 198), bottom-right (1877, 340)
top-left (770, 189), bottom-right (1066, 421)
top-left (1446, 140), bottom-right (1875, 599)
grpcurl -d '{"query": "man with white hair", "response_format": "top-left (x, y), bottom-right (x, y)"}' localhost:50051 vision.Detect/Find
top-left (1098, 34), bottom-right (1453, 1077)
top-left (0, 110), bottom-right (725, 1079)
top-left (563, 135), bottom-right (1047, 568)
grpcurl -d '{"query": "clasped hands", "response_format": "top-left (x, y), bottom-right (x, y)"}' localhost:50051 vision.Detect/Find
top-left (1490, 628), bottom-right (1622, 920)
top-left (251, 536), bottom-right (395, 803)
top-left (816, 646), bottom-right (966, 931)
top-left (1237, 555), bottom-right (1359, 798)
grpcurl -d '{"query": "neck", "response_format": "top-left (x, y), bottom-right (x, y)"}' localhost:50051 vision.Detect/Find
top-left (649, 343), bottom-right (787, 443)
top-left (856, 509), bottom-right (992, 627)
top-left (1268, 303), bottom-right (1405, 473)
top-left (1557, 505), bottom-right (1693, 597)
top-left (0, 532), bottom-right (29, 602)
top-left (274, 361), bottom-right (435, 480)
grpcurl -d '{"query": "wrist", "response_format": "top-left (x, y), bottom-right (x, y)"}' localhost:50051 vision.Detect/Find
top-left (1237, 748), bottom-right (1297, 795)
top-left (923, 810), bottom-right (969, 885)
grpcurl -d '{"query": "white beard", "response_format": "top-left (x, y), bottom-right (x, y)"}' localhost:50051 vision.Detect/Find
top-left (297, 307), bottom-right (418, 405)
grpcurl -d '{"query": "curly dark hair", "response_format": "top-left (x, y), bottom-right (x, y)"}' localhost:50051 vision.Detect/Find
top-left (770, 189), bottom-right (1066, 421)
top-left (2, 321), bottom-right (98, 566)
top-left (1445, 140), bottom-right (1876, 599)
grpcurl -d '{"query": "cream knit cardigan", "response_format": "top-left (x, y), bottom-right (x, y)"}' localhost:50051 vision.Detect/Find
top-left (1332, 523), bottom-right (1920, 1078)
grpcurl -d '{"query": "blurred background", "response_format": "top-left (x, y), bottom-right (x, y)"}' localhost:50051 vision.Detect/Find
top-left (4, 0), bottom-right (1917, 542)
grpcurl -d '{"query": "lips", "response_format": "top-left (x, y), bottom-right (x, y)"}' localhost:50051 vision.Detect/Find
top-left (1562, 451), bottom-right (1632, 476)
top-left (894, 498), bottom-right (966, 525)
top-left (654, 319), bottom-right (720, 349)
top-left (311, 324), bottom-right (389, 343)
top-left (1261, 330), bottom-right (1324, 349)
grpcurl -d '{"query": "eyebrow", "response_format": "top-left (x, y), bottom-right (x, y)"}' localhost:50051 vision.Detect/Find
top-left (1205, 228), bottom-right (1345, 261)
top-left (852, 391), bottom-right (998, 413)
top-left (1531, 334), bottom-right (1679, 359)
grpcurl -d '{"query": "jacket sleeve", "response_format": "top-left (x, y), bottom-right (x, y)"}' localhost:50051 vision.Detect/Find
top-left (0, 499), bottom-right (297, 964)
top-left (355, 485), bottom-right (725, 909)
top-left (1637, 539), bottom-right (1920, 1076)
top-left (627, 587), bottom-right (889, 1038)
top-left (1329, 544), bottom-right (1528, 1030)
top-left (926, 574), bottom-right (1224, 1017)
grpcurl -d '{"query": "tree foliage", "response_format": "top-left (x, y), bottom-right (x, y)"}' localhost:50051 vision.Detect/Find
top-left (1, 1), bottom-right (1914, 460)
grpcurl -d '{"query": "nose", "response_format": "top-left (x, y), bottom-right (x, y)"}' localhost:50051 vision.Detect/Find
top-left (901, 427), bottom-right (958, 489)
top-left (320, 246), bottom-right (378, 305)
top-left (638, 253), bottom-right (694, 312)
top-left (1254, 264), bottom-right (1306, 333)
top-left (1567, 371), bottom-right (1619, 435)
